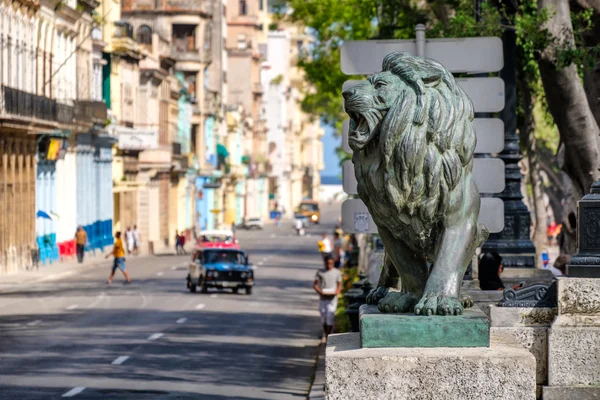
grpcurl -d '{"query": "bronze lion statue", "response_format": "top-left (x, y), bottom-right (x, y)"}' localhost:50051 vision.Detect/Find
top-left (343, 52), bottom-right (489, 316)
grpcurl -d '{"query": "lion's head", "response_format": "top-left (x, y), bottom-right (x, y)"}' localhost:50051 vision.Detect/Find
top-left (343, 52), bottom-right (477, 248)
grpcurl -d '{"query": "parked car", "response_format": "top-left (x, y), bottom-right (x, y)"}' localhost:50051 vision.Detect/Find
top-left (196, 229), bottom-right (240, 249)
top-left (237, 217), bottom-right (264, 230)
top-left (187, 248), bottom-right (254, 295)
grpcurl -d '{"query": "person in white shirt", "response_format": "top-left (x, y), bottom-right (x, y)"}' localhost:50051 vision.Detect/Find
top-left (314, 256), bottom-right (342, 341)
top-left (321, 233), bottom-right (333, 263)
top-left (132, 225), bottom-right (140, 256)
top-left (125, 226), bottom-right (134, 255)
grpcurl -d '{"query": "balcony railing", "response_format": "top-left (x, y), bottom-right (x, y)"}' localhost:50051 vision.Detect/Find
top-left (2, 86), bottom-right (77, 125)
top-left (74, 100), bottom-right (108, 125)
top-left (171, 48), bottom-right (212, 64)
top-left (56, 103), bottom-right (74, 124)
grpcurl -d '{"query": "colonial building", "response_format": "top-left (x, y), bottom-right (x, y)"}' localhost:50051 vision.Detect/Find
top-left (225, 0), bottom-right (268, 226)
top-left (259, 4), bottom-right (324, 217)
top-left (121, 0), bottom-right (219, 248)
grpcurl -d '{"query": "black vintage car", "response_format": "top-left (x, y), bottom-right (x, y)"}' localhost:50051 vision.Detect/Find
top-left (186, 248), bottom-right (254, 295)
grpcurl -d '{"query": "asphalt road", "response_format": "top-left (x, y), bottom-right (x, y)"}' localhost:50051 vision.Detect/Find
top-left (0, 205), bottom-right (340, 399)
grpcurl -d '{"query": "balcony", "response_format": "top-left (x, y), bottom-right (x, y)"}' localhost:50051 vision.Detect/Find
top-left (74, 100), bottom-right (108, 126)
top-left (2, 86), bottom-right (76, 128)
top-left (170, 48), bottom-right (211, 65)
top-left (112, 21), bottom-right (142, 60)
top-left (56, 103), bottom-right (74, 125)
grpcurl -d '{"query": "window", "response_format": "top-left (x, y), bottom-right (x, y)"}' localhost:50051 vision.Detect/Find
top-left (172, 24), bottom-right (196, 52)
top-left (239, 0), bottom-right (247, 15)
top-left (137, 25), bottom-right (152, 45)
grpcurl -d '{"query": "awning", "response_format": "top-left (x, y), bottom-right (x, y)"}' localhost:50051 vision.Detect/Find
top-left (216, 143), bottom-right (229, 157)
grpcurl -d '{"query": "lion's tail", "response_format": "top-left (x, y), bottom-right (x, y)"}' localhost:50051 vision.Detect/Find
top-left (476, 223), bottom-right (489, 248)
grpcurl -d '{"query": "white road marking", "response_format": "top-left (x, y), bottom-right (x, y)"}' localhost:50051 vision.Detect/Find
top-left (258, 261), bottom-right (264, 266)
top-left (210, 294), bottom-right (218, 298)
top-left (270, 234), bottom-right (276, 238)
top-left (147, 333), bottom-right (163, 341)
top-left (195, 304), bottom-right (206, 310)
top-left (27, 320), bottom-right (42, 327)
top-left (156, 272), bottom-right (164, 276)
top-left (67, 305), bottom-right (78, 310)
top-left (62, 387), bottom-right (86, 397)
top-left (176, 318), bottom-right (187, 324)
top-left (252, 266), bottom-right (258, 270)
top-left (170, 266), bottom-right (177, 270)
top-left (111, 356), bottom-right (129, 365)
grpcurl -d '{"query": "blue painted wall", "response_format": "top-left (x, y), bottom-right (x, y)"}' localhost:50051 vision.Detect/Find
top-left (76, 134), bottom-right (114, 254)
top-left (36, 162), bottom-right (58, 265)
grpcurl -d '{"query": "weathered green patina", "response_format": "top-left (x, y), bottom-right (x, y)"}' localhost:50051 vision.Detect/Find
top-left (359, 305), bottom-right (490, 348)
top-left (342, 52), bottom-right (488, 316)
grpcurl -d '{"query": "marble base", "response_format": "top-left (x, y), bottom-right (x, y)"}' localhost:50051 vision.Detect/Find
top-left (325, 333), bottom-right (536, 400)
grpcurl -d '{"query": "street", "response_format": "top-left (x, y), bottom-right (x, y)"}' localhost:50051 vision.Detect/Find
top-left (0, 206), bottom-right (340, 399)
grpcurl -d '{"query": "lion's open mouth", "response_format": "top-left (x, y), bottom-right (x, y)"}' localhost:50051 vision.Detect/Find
top-left (348, 111), bottom-right (370, 137)
top-left (347, 109), bottom-right (387, 150)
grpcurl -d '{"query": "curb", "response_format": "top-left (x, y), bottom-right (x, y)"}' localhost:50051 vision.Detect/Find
top-left (307, 343), bottom-right (326, 400)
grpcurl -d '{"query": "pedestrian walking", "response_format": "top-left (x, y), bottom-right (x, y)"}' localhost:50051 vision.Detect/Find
top-left (333, 232), bottom-right (345, 268)
top-left (132, 225), bottom-right (140, 256)
top-left (179, 232), bottom-right (187, 255)
top-left (125, 226), bottom-right (134, 254)
top-left (175, 230), bottom-right (184, 255)
top-left (106, 232), bottom-right (132, 284)
top-left (314, 256), bottom-right (342, 341)
top-left (318, 233), bottom-right (333, 266)
top-left (75, 226), bottom-right (88, 263)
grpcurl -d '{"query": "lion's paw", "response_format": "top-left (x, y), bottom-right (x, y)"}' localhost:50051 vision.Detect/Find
top-left (377, 291), bottom-right (418, 313)
top-left (366, 287), bottom-right (389, 305)
top-left (461, 294), bottom-right (474, 309)
top-left (414, 293), bottom-right (463, 316)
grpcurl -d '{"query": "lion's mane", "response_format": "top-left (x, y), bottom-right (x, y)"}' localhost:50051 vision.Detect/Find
top-left (353, 52), bottom-right (476, 249)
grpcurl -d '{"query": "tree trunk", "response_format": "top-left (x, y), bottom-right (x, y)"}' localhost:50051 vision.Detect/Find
top-left (538, 0), bottom-right (600, 255)
top-left (517, 64), bottom-right (548, 266)
top-left (582, 13), bottom-right (600, 126)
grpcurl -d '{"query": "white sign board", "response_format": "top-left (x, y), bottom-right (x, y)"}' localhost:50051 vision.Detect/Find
top-left (343, 158), bottom-right (505, 195)
top-left (343, 78), bottom-right (505, 113)
top-left (116, 127), bottom-right (159, 150)
top-left (342, 198), bottom-right (504, 234)
top-left (342, 118), bottom-right (505, 155)
top-left (341, 37), bottom-right (504, 75)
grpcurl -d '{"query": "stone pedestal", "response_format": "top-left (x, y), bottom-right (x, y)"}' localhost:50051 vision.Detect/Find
top-left (544, 278), bottom-right (600, 396)
top-left (325, 332), bottom-right (536, 400)
top-left (489, 305), bottom-right (556, 398)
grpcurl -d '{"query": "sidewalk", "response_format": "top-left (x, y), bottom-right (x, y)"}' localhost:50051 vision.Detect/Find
top-left (0, 251), bottom-right (110, 290)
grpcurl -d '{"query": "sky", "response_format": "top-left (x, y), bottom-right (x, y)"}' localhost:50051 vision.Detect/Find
top-left (320, 124), bottom-right (342, 179)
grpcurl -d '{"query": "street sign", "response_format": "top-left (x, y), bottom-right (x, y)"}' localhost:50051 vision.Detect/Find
top-left (341, 37), bottom-right (504, 75)
top-left (343, 158), bottom-right (505, 195)
top-left (342, 198), bottom-right (505, 234)
top-left (342, 118), bottom-right (505, 155)
top-left (342, 160), bottom-right (357, 194)
top-left (342, 78), bottom-right (505, 113)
